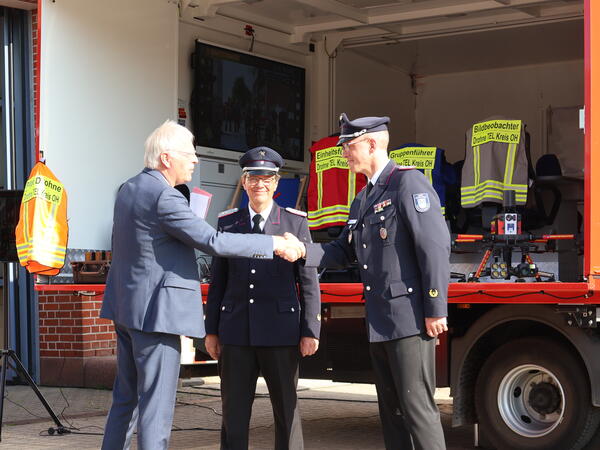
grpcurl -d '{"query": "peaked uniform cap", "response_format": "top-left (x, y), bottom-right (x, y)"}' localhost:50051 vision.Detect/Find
top-left (337, 113), bottom-right (390, 145)
top-left (239, 146), bottom-right (284, 176)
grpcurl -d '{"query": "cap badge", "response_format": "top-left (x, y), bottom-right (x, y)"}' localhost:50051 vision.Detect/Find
top-left (259, 150), bottom-right (266, 157)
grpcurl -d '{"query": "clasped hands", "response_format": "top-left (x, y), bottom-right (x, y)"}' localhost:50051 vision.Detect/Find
top-left (273, 232), bottom-right (306, 262)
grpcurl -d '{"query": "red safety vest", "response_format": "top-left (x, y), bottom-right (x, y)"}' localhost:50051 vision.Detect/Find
top-left (307, 136), bottom-right (366, 230)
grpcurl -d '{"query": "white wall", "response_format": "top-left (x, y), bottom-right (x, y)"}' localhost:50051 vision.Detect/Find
top-left (40, 0), bottom-right (178, 249)
top-left (335, 49), bottom-right (416, 147)
top-left (334, 50), bottom-right (583, 166)
top-left (415, 60), bottom-right (584, 163)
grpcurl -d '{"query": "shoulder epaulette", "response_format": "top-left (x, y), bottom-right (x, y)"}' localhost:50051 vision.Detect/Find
top-left (218, 208), bottom-right (238, 218)
top-left (396, 165), bottom-right (415, 171)
top-left (285, 207), bottom-right (307, 217)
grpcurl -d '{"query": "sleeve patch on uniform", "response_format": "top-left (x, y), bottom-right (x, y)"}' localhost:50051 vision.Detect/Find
top-left (218, 208), bottom-right (238, 218)
top-left (285, 207), bottom-right (307, 217)
top-left (428, 288), bottom-right (439, 298)
top-left (413, 193), bottom-right (430, 212)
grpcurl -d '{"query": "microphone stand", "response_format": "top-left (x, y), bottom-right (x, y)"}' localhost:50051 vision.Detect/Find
top-left (0, 262), bottom-right (68, 440)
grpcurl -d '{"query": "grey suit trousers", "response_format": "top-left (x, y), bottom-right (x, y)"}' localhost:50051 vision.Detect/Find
top-left (369, 334), bottom-right (446, 450)
top-left (101, 324), bottom-right (181, 450)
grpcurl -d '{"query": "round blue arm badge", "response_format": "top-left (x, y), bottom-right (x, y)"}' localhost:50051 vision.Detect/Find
top-left (412, 193), bottom-right (430, 213)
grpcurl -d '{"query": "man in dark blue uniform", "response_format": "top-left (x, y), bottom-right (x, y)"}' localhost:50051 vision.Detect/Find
top-left (292, 114), bottom-right (450, 450)
top-left (205, 146), bottom-right (321, 450)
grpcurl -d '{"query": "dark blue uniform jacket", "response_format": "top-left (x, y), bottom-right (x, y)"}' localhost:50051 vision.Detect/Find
top-left (205, 204), bottom-right (321, 346)
top-left (305, 160), bottom-right (450, 343)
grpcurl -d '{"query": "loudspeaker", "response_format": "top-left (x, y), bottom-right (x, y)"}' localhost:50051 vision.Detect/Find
top-left (0, 190), bottom-right (23, 263)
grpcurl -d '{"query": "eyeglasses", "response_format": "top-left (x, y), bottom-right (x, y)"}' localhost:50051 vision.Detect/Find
top-left (245, 175), bottom-right (278, 186)
top-left (169, 150), bottom-right (198, 161)
top-left (341, 138), bottom-right (369, 151)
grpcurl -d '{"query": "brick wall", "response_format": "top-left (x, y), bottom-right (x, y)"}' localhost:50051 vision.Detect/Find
top-left (38, 292), bottom-right (117, 387)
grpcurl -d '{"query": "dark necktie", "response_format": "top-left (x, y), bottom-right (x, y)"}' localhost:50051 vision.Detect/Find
top-left (366, 181), bottom-right (374, 196)
top-left (252, 214), bottom-right (263, 234)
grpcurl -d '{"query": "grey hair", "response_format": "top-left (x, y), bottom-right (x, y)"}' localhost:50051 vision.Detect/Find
top-left (144, 120), bottom-right (194, 169)
top-left (369, 130), bottom-right (389, 151)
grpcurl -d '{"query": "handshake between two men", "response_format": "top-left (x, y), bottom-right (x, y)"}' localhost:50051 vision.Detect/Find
top-left (273, 232), bottom-right (306, 262)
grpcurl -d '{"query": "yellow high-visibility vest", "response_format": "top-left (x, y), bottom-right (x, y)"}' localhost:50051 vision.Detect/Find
top-left (15, 162), bottom-right (68, 275)
top-left (389, 145), bottom-right (446, 215)
top-left (461, 117), bottom-right (528, 208)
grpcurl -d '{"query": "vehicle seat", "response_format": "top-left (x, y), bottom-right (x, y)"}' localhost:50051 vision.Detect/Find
top-left (521, 154), bottom-right (562, 230)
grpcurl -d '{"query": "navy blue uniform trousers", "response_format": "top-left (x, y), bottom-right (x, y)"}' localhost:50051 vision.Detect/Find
top-left (219, 344), bottom-right (303, 450)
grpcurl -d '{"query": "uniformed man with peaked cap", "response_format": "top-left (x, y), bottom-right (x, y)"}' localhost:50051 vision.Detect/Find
top-left (296, 113), bottom-right (450, 450)
top-left (205, 146), bottom-right (321, 450)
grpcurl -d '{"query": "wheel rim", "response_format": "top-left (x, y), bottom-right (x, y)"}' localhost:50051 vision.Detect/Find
top-left (497, 364), bottom-right (565, 438)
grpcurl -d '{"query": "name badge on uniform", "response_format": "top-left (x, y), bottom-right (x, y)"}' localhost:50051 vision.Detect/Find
top-left (348, 219), bottom-right (357, 225)
top-left (412, 193), bottom-right (430, 213)
top-left (374, 199), bottom-right (391, 213)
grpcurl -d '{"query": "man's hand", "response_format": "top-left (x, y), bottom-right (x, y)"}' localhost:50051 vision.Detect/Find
top-left (273, 233), bottom-right (306, 262)
top-left (283, 232), bottom-right (306, 258)
top-left (299, 337), bottom-right (319, 357)
top-left (425, 317), bottom-right (448, 338)
top-left (205, 334), bottom-right (221, 360)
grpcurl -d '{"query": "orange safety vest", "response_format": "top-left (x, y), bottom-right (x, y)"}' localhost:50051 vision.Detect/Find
top-left (307, 135), bottom-right (366, 230)
top-left (15, 162), bottom-right (68, 275)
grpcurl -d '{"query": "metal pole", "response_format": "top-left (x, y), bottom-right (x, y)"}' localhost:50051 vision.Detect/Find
top-left (0, 262), bottom-right (9, 440)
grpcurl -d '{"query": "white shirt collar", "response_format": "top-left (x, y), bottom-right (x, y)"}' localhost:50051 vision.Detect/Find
top-left (368, 159), bottom-right (390, 186)
top-left (248, 202), bottom-right (274, 231)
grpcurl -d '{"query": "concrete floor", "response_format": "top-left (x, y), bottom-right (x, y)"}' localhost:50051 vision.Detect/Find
top-left (0, 378), bottom-right (474, 449)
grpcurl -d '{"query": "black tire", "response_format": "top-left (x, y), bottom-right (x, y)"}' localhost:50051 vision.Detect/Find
top-left (582, 423), bottom-right (600, 450)
top-left (475, 337), bottom-right (600, 450)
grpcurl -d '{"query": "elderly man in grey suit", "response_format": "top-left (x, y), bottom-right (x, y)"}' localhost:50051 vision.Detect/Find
top-left (99, 120), bottom-right (302, 450)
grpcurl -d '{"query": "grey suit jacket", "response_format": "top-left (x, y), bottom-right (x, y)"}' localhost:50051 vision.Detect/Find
top-left (100, 168), bottom-right (274, 338)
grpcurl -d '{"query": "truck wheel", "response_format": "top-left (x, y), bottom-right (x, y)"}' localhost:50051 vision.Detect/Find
top-left (475, 337), bottom-right (600, 450)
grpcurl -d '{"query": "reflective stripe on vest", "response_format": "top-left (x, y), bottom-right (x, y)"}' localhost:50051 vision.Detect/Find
top-left (461, 119), bottom-right (528, 207)
top-left (15, 162), bottom-right (68, 275)
top-left (308, 139), bottom-right (365, 230)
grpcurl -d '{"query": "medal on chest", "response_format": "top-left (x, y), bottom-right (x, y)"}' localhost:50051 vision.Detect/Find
top-left (380, 227), bottom-right (388, 240)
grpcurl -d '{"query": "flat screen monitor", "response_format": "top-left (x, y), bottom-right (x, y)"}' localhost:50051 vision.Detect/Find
top-left (191, 41), bottom-right (306, 167)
